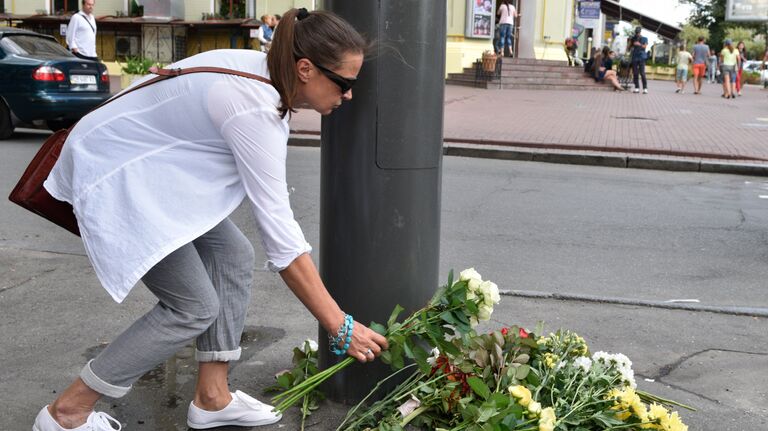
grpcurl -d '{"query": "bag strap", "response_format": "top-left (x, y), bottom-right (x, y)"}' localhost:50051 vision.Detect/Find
top-left (95, 66), bottom-right (273, 112)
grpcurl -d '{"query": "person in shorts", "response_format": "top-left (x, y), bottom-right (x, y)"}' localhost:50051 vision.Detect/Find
top-left (675, 45), bottom-right (693, 94)
top-left (691, 36), bottom-right (710, 94)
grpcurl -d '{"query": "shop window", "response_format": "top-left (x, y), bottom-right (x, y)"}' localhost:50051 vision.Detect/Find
top-left (218, 0), bottom-right (246, 19)
top-left (52, 0), bottom-right (79, 14)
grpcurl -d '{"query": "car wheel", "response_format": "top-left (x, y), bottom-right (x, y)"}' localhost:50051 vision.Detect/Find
top-left (46, 119), bottom-right (76, 132)
top-left (0, 100), bottom-right (14, 140)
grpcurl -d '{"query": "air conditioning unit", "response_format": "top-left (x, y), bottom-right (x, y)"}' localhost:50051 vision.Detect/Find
top-left (115, 36), bottom-right (140, 57)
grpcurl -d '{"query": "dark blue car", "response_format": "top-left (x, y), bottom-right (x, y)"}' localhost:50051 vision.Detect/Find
top-left (0, 27), bottom-right (111, 138)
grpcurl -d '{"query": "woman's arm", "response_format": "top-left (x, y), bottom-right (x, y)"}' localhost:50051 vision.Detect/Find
top-left (280, 253), bottom-right (388, 361)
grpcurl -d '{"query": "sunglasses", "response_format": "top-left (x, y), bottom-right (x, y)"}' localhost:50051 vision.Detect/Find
top-left (312, 62), bottom-right (357, 94)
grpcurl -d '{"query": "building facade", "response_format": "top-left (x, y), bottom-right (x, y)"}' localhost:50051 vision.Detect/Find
top-left (3, 1), bottom-right (576, 75)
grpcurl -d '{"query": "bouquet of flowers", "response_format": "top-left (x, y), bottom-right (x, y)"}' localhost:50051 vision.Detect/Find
top-left (272, 269), bottom-right (694, 431)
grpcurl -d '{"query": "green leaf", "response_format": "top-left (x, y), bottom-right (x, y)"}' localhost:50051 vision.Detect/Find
top-left (369, 321), bottom-right (387, 336)
top-left (387, 304), bottom-right (405, 327)
top-left (514, 364), bottom-right (530, 380)
top-left (467, 376), bottom-right (491, 400)
top-left (490, 392), bottom-right (510, 409)
top-left (447, 269), bottom-right (454, 287)
top-left (477, 406), bottom-right (496, 423)
top-left (440, 311), bottom-right (458, 326)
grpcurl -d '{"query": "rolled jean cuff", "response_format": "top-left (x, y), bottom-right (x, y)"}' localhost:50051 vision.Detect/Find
top-left (195, 347), bottom-right (241, 362)
top-left (80, 360), bottom-right (131, 398)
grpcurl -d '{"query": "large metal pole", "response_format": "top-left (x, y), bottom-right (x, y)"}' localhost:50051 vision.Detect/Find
top-left (318, 0), bottom-right (446, 403)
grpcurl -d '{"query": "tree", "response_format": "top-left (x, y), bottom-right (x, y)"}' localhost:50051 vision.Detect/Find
top-left (680, 0), bottom-right (768, 52)
top-left (725, 27), bottom-right (764, 59)
top-left (679, 23), bottom-right (710, 49)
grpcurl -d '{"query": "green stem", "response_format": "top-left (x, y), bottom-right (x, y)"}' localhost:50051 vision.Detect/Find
top-left (335, 364), bottom-right (419, 431)
top-left (637, 390), bottom-right (696, 411)
top-left (400, 405), bottom-right (429, 426)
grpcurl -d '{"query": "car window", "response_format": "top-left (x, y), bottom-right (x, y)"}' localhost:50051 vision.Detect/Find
top-left (0, 35), bottom-right (71, 56)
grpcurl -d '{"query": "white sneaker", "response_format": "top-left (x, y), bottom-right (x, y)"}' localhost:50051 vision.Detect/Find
top-left (32, 406), bottom-right (121, 431)
top-left (643, 89), bottom-right (648, 94)
top-left (632, 88), bottom-right (640, 93)
top-left (187, 390), bottom-right (282, 429)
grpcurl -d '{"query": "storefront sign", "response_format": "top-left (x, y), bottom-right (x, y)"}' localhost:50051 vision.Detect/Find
top-left (576, 0), bottom-right (601, 28)
top-left (726, 0), bottom-right (768, 21)
top-left (465, 0), bottom-right (495, 39)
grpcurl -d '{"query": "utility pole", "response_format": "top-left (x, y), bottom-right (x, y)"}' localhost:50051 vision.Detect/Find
top-left (318, 0), bottom-right (447, 403)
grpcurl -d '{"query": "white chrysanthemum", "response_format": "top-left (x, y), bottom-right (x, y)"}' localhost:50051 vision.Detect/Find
top-left (460, 268), bottom-right (483, 282)
top-left (573, 356), bottom-right (593, 373)
top-left (592, 351), bottom-right (636, 388)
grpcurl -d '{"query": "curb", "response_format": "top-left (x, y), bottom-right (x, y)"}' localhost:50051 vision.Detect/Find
top-left (500, 289), bottom-right (768, 318)
top-left (288, 134), bottom-right (768, 177)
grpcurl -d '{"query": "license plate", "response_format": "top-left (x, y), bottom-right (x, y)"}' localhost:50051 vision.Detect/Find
top-left (70, 74), bottom-right (96, 85)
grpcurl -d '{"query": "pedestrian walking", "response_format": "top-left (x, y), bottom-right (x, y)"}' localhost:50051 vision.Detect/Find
top-left (32, 8), bottom-right (388, 431)
top-left (735, 40), bottom-right (747, 96)
top-left (675, 45), bottom-right (693, 94)
top-left (691, 36), bottom-right (709, 94)
top-left (495, 0), bottom-right (517, 57)
top-left (720, 39), bottom-right (740, 99)
top-left (629, 26), bottom-right (648, 94)
top-left (707, 48), bottom-right (718, 83)
top-left (65, 0), bottom-right (98, 61)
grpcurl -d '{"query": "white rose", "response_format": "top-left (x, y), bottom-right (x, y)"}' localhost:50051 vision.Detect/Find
top-left (459, 268), bottom-right (482, 282)
top-left (302, 339), bottom-right (318, 354)
top-left (467, 278), bottom-right (481, 292)
top-left (528, 401), bottom-right (542, 415)
top-left (466, 289), bottom-right (477, 301)
top-left (478, 304), bottom-right (492, 321)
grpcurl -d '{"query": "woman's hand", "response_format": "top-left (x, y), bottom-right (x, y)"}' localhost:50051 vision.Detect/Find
top-left (344, 320), bottom-right (389, 363)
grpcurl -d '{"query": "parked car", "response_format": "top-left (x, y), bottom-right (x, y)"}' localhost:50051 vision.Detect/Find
top-left (0, 27), bottom-right (111, 139)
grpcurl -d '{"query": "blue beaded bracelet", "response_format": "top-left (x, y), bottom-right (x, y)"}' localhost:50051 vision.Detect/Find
top-left (328, 314), bottom-right (354, 356)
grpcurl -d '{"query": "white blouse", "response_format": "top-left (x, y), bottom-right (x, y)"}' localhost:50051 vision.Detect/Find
top-left (45, 50), bottom-right (311, 303)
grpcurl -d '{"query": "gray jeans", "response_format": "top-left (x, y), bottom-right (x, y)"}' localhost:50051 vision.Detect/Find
top-left (80, 218), bottom-right (255, 398)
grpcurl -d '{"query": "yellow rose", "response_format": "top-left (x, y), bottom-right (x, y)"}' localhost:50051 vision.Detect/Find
top-left (538, 422), bottom-right (554, 431)
top-left (508, 385), bottom-right (532, 407)
top-left (528, 401), bottom-right (542, 415)
top-left (540, 407), bottom-right (556, 424)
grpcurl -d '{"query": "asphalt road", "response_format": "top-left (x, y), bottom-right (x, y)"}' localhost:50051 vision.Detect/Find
top-left (1, 131), bottom-right (766, 430)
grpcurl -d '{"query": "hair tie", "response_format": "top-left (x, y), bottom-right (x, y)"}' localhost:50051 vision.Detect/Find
top-left (297, 8), bottom-right (309, 21)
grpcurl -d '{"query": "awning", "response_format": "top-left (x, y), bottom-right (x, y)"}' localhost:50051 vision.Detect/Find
top-left (600, 0), bottom-right (682, 40)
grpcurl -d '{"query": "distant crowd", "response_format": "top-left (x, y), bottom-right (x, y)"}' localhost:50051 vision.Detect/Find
top-left (582, 29), bottom-right (768, 98)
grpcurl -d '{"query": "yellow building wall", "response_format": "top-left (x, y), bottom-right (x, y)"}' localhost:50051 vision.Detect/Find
top-left (9, 0), bottom-right (45, 14)
top-left (93, 0), bottom-right (125, 16)
top-left (185, 0), bottom-right (212, 21)
top-left (255, 0), bottom-right (314, 17)
top-left (445, 0), bottom-right (496, 76)
top-left (531, 0), bottom-right (572, 62)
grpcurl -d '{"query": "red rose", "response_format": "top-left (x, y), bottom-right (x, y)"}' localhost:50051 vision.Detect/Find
top-left (501, 327), bottom-right (509, 336)
top-left (519, 328), bottom-right (529, 338)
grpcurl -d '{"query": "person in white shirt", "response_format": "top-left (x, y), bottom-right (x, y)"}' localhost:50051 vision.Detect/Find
top-left (33, 8), bottom-right (388, 431)
top-left (495, 0), bottom-right (517, 57)
top-left (65, 0), bottom-right (98, 61)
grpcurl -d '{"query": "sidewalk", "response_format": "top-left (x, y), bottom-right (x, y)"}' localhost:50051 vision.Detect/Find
top-left (289, 80), bottom-right (768, 175)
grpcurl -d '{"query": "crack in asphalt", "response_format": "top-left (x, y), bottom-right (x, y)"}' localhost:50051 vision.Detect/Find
top-left (650, 348), bottom-right (768, 404)
top-left (0, 268), bottom-right (56, 293)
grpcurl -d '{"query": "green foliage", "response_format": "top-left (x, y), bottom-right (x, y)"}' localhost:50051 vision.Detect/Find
top-left (681, 0), bottom-right (768, 52)
top-left (725, 27), bottom-right (764, 59)
top-left (679, 24), bottom-right (710, 49)
top-left (264, 340), bottom-right (324, 431)
top-left (120, 57), bottom-right (158, 75)
top-left (622, 19), bottom-right (642, 38)
top-left (129, 0), bottom-right (143, 17)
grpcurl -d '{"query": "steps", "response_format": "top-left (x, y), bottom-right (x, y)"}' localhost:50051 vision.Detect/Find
top-left (446, 58), bottom-right (614, 91)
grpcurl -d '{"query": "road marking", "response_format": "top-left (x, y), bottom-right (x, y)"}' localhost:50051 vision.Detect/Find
top-left (758, 195), bottom-right (768, 199)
